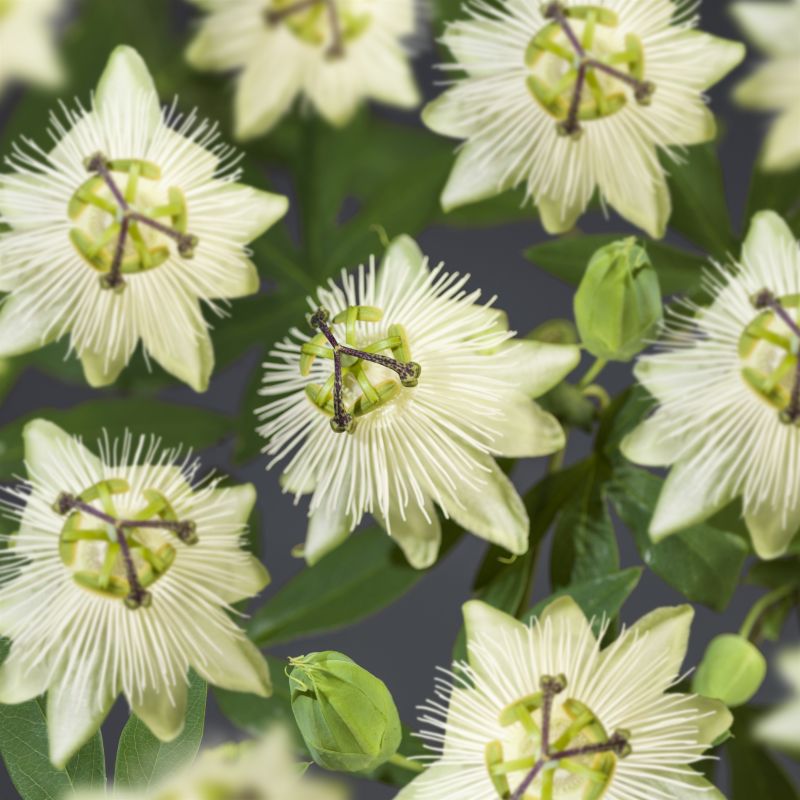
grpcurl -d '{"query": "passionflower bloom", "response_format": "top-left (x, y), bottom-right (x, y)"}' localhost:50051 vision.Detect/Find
top-left (185, 0), bottom-right (420, 140)
top-left (424, 0), bottom-right (745, 238)
top-left (0, 46), bottom-right (288, 391)
top-left (0, 0), bottom-right (63, 94)
top-left (256, 235), bottom-right (580, 568)
top-left (622, 211), bottom-right (800, 559)
top-left (732, 0), bottom-right (800, 171)
top-left (0, 419), bottom-right (272, 768)
top-left (399, 598), bottom-right (732, 800)
top-left (70, 726), bottom-right (348, 800)
top-left (754, 647), bottom-right (800, 753)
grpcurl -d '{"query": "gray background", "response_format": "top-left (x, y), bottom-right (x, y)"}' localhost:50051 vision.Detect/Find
top-left (0, 0), bottom-right (798, 797)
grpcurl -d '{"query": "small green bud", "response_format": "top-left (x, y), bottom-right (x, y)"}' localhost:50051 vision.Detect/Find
top-left (692, 634), bottom-right (767, 707)
top-left (574, 237), bottom-right (663, 362)
top-left (288, 651), bottom-right (402, 773)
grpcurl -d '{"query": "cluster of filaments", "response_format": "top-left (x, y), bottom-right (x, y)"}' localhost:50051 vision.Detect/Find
top-left (68, 153), bottom-right (198, 292)
top-left (264, 0), bottom-right (371, 59)
top-left (301, 306), bottom-right (421, 433)
top-left (485, 675), bottom-right (631, 800)
top-left (741, 289), bottom-right (800, 425)
top-left (528, 2), bottom-right (655, 138)
top-left (54, 478), bottom-right (198, 609)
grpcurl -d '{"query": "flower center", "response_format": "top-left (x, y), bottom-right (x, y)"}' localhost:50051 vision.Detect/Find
top-left (68, 153), bottom-right (198, 293)
top-left (527, 2), bottom-right (655, 138)
top-left (53, 478), bottom-right (198, 609)
top-left (0, 0), bottom-right (14, 20)
top-left (740, 289), bottom-right (800, 425)
top-left (300, 306), bottom-right (421, 434)
top-left (485, 676), bottom-right (631, 800)
top-left (264, 0), bottom-right (372, 59)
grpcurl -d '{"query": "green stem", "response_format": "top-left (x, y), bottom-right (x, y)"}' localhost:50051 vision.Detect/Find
top-left (578, 357), bottom-right (608, 390)
top-left (389, 753), bottom-right (425, 774)
top-left (739, 584), bottom-right (798, 642)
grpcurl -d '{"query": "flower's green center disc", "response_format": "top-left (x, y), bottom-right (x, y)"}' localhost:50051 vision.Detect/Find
top-left (155, 784), bottom-right (262, 800)
top-left (526, 6), bottom-right (644, 124)
top-left (739, 294), bottom-right (800, 417)
top-left (58, 478), bottom-right (178, 601)
top-left (265, 0), bottom-right (373, 51)
top-left (68, 158), bottom-right (189, 281)
top-left (301, 305), bottom-right (418, 426)
top-left (486, 695), bottom-right (618, 800)
top-left (0, 0), bottom-right (14, 20)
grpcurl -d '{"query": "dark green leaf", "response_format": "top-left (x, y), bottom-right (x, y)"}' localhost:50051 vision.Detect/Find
top-left (550, 457), bottom-right (618, 589)
top-left (726, 707), bottom-right (799, 800)
top-left (525, 235), bottom-right (706, 295)
top-left (0, 400), bottom-right (232, 478)
top-left (114, 672), bottom-right (206, 789)
top-left (595, 385), bottom-right (653, 459)
top-left (522, 567), bottom-right (642, 633)
top-left (748, 558), bottom-right (800, 590)
top-left (608, 464), bottom-right (749, 611)
top-left (248, 524), bottom-right (460, 646)
top-left (0, 700), bottom-right (105, 800)
top-left (746, 164), bottom-right (800, 237)
top-left (663, 142), bottom-right (736, 258)
top-left (434, 188), bottom-right (535, 227)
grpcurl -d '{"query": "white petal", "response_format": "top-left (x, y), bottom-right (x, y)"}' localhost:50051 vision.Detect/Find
top-left (636, 773), bottom-right (725, 800)
top-left (80, 339), bottom-right (137, 388)
top-left (731, 2), bottom-right (800, 56)
top-left (675, 694), bottom-right (733, 747)
top-left (0, 647), bottom-right (50, 704)
top-left (23, 419), bottom-right (102, 487)
top-left (210, 183), bottom-right (289, 245)
top-left (763, 105), bottom-right (800, 172)
top-left (376, 495), bottom-right (442, 570)
top-left (130, 676), bottom-right (187, 742)
top-left (621, 409), bottom-right (683, 468)
top-left (742, 211), bottom-right (799, 278)
top-left (601, 157), bottom-right (671, 240)
top-left (192, 631), bottom-right (272, 697)
top-left (538, 189), bottom-right (591, 236)
top-left (499, 341), bottom-right (581, 398)
top-left (650, 460), bottom-right (736, 540)
top-left (438, 454), bottom-right (528, 556)
top-left (422, 92), bottom-right (475, 139)
top-left (441, 142), bottom-right (517, 212)
top-left (305, 495), bottom-right (355, 565)
top-left (755, 699), bottom-right (800, 751)
top-left (395, 764), bottom-right (465, 799)
top-left (377, 235), bottom-right (426, 299)
top-left (744, 499), bottom-right (800, 560)
top-left (492, 394), bottom-right (565, 458)
top-left (463, 599), bottom-right (527, 676)
top-left (0, 294), bottom-right (59, 357)
top-left (678, 31), bottom-right (746, 90)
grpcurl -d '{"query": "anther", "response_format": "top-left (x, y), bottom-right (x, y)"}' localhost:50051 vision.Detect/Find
top-left (309, 307), bottom-right (331, 330)
top-left (542, 1), bottom-right (565, 19)
top-left (84, 152), bottom-right (110, 173)
top-left (609, 729), bottom-right (633, 758)
top-left (540, 674), bottom-right (568, 695)
top-left (124, 588), bottom-right (152, 610)
top-left (557, 119), bottom-right (584, 140)
top-left (634, 80), bottom-right (656, 105)
top-left (53, 492), bottom-right (77, 515)
top-left (174, 520), bottom-right (199, 545)
top-left (401, 362), bottom-right (422, 387)
top-left (752, 289), bottom-right (776, 310)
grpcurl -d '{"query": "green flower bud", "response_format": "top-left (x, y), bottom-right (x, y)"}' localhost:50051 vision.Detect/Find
top-left (574, 238), bottom-right (663, 361)
top-left (288, 651), bottom-right (402, 773)
top-left (692, 634), bottom-right (767, 707)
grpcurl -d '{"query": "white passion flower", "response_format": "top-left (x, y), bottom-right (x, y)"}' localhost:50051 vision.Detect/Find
top-left (622, 211), bottom-right (800, 560)
top-left (69, 726), bottom-right (348, 800)
top-left (754, 647), bottom-right (800, 754)
top-left (0, 419), bottom-right (272, 768)
top-left (424, 0), bottom-right (745, 238)
top-left (732, 0), bottom-right (800, 171)
top-left (399, 598), bottom-right (732, 800)
top-left (185, 0), bottom-right (421, 140)
top-left (256, 235), bottom-right (580, 569)
top-left (0, 46), bottom-right (289, 391)
top-left (0, 0), bottom-right (64, 95)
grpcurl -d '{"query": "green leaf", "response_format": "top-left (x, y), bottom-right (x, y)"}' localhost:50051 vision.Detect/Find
top-left (746, 163), bottom-right (800, 237)
top-left (0, 399), bottom-right (232, 478)
top-left (114, 672), bottom-right (206, 789)
top-left (726, 706), bottom-right (799, 799)
top-left (550, 456), bottom-right (618, 589)
top-left (607, 464), bottom-right (749, 611)
top-left (248, 524), bottom-right (460, 646)
top-left (522, 568), bottom-right (642, 633)
top-left (214, 656), bottom-right (299, 740)
top-left (662, 142), bottom-right (736, 258)
top-left (0, 700), bottom-right (105, 800)
top-left (525, 235), bottom-right (706, 295)
top-left (434, 188), bottom-right (535, 228)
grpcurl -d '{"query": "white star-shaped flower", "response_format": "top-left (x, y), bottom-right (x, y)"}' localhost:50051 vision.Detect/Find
top-left (424, 0), bottom-right (745, 238)
top-left (733, 0), bottom-right (800, 171)
top-left (398, 598), bottom-right (732, 800)
top-left (754, 647), bottom-right (800, 754)
top-left (185, 0), bottom-right (421, 140)
top-left (0, 46), bottom-right (288, 391)
top-left (70, 726), bottom-right (348, 800)
top-left (256, 235), bottom-right (580, 568)
top-left (622, 211), bottom-right (800, 559)
top-left (0, 419), bottom-right (272, 768)
top-left (0, 0), bottom-right (64, 94)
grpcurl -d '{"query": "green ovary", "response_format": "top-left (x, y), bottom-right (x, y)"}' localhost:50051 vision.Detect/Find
top-left (526, 5), bottom-right (645, 124)
top-left (68, 158), bottom-right (189, 279)
top-left (267, 0), bottom-right (372, 49)
top-left (486, 695), bottom-right (618, 800)
top-left (58, 479), bottom-right (178, 601)
top-left (739, 294), bottom-right (800, 414)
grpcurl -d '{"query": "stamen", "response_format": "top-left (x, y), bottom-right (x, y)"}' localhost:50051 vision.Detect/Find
top-left (83, 152), bottom-right (198, 291)
top-left (264, 0), bottom-right (347, 58)
top-left (53, 489), bottom-right (196, 608)
top-left (539, 674), bottom-right (567, 756)
top-left (308, 307), bottom-right (420, 433)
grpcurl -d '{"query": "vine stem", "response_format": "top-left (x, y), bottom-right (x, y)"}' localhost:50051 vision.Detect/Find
top-left (739, 584), bottom-right (798, 642)
top-left (578, 357), bottom-right (608, 390)
top-left (388, 753), bottom-right (425, 773)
